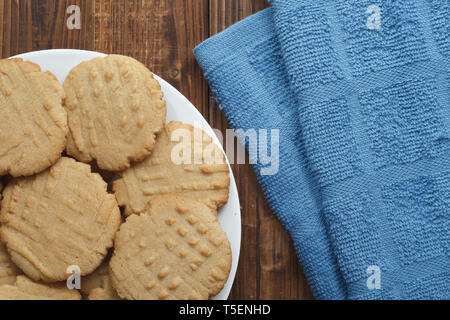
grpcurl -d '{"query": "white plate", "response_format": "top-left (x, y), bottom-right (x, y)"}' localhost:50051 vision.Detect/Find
top-left (13, 49), bottom-right (241, 300)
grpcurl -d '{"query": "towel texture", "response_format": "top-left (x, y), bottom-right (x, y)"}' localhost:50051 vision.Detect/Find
top-left (195, 1), bottom-right (449, 300)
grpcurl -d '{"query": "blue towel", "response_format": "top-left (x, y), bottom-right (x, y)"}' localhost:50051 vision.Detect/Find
top-left (195, 1), bottom-right (450, 300)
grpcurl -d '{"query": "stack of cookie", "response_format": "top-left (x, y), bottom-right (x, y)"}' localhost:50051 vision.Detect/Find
top-left (0, 55), bottom-right (232, 300)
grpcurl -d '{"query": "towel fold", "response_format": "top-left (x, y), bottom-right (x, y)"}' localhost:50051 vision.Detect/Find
top-left (195, 1), bottom-right (449, 300)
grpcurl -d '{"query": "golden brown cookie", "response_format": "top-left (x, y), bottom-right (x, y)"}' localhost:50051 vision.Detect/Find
top-left (0, 275), bottom-right (81, 300)
top-left (0, 157), bottom-right (121, 282)
top-left (113, 122), bottom-right (230, 216)
top-left (81, 260), bottom-right (120, 300)
top-left (63, 54), bottom-right (166, 171)
top-left (88, 288), bottom-right (116, 300)
top-left (66, 130), bottom-right (91, 163)
top-left (110, 195), bottom-right (232, 300)
top-left (0, 242), bottom-right (21, 285)
top-left (0, 58), bottom-right (68, 177)
top-left (0, 180), bottom-right (22, 286)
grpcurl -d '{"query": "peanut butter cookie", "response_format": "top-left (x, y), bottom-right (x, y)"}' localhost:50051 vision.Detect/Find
top-left (113, 122), bottom-right (230, 216)
top-left (81, 260), bottom-right (120, 300)
top-left (0, 58), bottom-right (68, 177)
top-left (0, 157), bottom-right (121, 282)
top-left (63, 55), bottom-right (166, 171)
top-left (110, 195), bottom-right (231, 300)
top-left (0, 275), bottom-right (81, 300)
top-left (0, 242), bottom-right (21, 285)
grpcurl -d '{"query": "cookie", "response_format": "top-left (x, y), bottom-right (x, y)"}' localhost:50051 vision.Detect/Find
top-left (0, 58), bottom-right (68, 177)
top-left (0, 242), bottom-right (21, 285)
top-left (113, 122), bottom-right (230, 216)
top-left (88, 288), bottom-right (117, 300)
top-left (110, 195), bottom-right (232, 300)
top-left (81, 260), bottom-right (120, 300)
top-left (0, 157), bottom-right (121, 282)
top-left (0, 275), bottom-right (81, 300)
top-left (66, 130), bottom-right (91, 163)
top-left (63, 54), bottom-right (166, 171)
top-left (0, 181), bottom-right (22, 286)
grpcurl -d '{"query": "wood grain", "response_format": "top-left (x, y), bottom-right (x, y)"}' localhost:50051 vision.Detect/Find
top-left (0, 0), bottom-right (314, 300)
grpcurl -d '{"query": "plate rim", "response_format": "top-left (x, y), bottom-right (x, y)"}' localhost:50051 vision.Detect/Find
top-left (12, 49), bottom-right (241, 300)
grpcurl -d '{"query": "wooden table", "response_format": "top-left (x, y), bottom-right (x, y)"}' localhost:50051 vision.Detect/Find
top-left (0, 0), bottom-right (314, 300)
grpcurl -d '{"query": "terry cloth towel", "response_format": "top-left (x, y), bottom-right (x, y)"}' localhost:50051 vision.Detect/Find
top-left (195, 1), bottom-right (450, 300)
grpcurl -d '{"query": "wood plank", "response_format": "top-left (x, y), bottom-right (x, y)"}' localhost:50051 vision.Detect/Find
top-left (0, 0), bottom-right (94, 58)
top-left (93, 0), bottom-right (209, 111)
